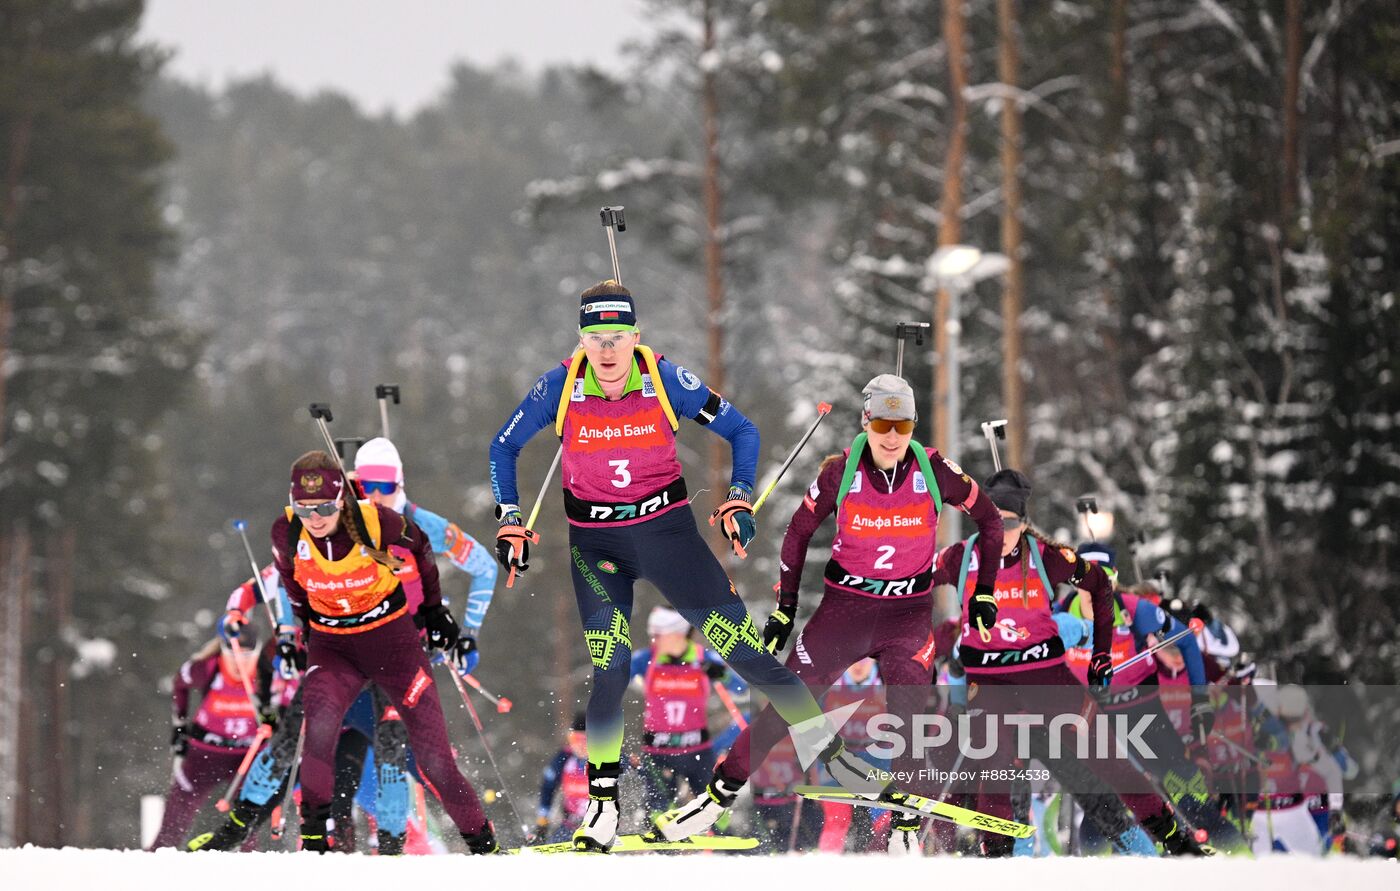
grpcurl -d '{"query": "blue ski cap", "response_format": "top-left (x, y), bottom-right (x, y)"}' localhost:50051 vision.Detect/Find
top-left (580, 281), bottom-right (637, 333)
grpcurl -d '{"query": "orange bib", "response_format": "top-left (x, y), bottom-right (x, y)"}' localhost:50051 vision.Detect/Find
top-left (287, 502), bottom-right (404, 633)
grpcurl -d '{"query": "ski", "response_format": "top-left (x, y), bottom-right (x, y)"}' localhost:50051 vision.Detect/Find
top-left (515, 834), bottom-right (759, 854)
top-left (793, 785), bottom-right (1036, 839)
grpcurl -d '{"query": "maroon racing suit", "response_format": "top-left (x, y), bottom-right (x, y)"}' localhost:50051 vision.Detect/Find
top-left (271, 503), bottom-right (487, 839)
top-left (149, 649), bottom-right (264, 849)
top-left (717, 436), bottom-right (1002, 787)
top-left (936, 534), bottom-right (1173, 851)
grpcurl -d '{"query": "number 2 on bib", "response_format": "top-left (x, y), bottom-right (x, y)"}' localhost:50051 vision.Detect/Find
top-left (874, 545), bottom-right (896, 570)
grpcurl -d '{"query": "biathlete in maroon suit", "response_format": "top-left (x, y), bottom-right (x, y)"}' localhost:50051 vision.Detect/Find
top-left (1061, 542), bottom-right (1247, 852)
top-left (936, 469), bottom-right (1210, 856)
top-left (149, 636), bottom-right (265, 850)
top-left (706, 374), bottom-right (1005, 857)
top-left (271, 450), bottom-right (496, 854)
top-left (489, 282), bottom-right (858, 852)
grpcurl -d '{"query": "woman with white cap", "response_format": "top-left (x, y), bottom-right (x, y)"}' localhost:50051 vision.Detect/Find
top-left (628, 605), bottom-right (745, 818)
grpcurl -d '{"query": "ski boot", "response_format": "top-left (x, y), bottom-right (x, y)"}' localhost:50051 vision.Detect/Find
top-left (461, 821), bottom-right (501, 854)
top-left (649, 771), bottom-right (745, 842)
top-left (300, 802), bottom-right (333, 853)
top-left (377, 829), bottom-right (406, 856)
top-left (1143, 809), bottom-right (1215, 856)
top-left (186, 799), bottom-right (268, 852)
top-left (818, 738), bottom-right (891, 798)
top-left (572, 761), bottom-right (621, 852)
top-left (887, 813), bottom-right (922, 856)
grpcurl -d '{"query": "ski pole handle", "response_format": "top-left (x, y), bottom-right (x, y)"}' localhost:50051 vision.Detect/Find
top-left (752, 402), bottom-right (832, 515)
top-left (713, 680), bottom-right (747, 730)
top-left (1112, 617), bottom-right (1204, 674)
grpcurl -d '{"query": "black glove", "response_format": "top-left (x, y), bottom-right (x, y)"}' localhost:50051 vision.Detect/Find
top-left (171, 721), bottom-right (190, 757)
top-left (968, 584), bottom-right (997, 640)
top-left (421, 603), bottom-right (461, 653)
top-left (1087, 651), bottom-right (1114, 688)
top-left (257, 700), bottom-right (280, 729)
top-left (494, 505), bottom-right (537, 574)
top-left (705, 661), bottom-right (728, 681)
top-left (275, 629), bottom-right (306, 680)
top-left (1190, 692), bottom-right (1215, 743)
top-left (763, 605), bottom-right (796, 654)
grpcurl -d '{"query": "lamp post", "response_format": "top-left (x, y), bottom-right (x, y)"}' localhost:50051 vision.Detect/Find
top-left (926, 245), bottom-right (1010, 543)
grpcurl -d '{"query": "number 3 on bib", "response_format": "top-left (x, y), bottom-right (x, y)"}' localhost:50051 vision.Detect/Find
top-left (609, 459), bottom-right (631, 489)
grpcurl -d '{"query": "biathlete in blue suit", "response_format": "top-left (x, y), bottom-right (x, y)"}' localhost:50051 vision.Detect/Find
top-left (488, 280), bottom-right (882, 852)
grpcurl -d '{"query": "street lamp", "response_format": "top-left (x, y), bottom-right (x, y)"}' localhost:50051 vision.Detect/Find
top-left (926, 245), bottom-right (1010, 544)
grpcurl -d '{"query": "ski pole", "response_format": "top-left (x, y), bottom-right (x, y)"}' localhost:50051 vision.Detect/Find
top-left (227, 637), bottom-right (261, 705)
top-left (215, 723), bottom-right (273, 812)
top-left (980, 419), bottom-right (1008, 472)
top-left (375, 383), bottom-right (400, 439)
top-left (461, 672), bottom-right (513, 714)
top-left (712, 680), bottom-right (747, 730)
top-left (749, 402), bottom-right (833, 515)
top-left (429, 652), bottom-right (513, 712)
top-left (440, 663), bottom-right (529, 840)
top-left (1112, 617), bottom-right (1204, 675)
top-left (233, 520), bottom-right (280, 629)
top-left (1212, 731), bottom-right (1269, 767)
top-left (272, 719), bottom-right (306, 846)
top-left (307, 403), bottom-right (362, 498)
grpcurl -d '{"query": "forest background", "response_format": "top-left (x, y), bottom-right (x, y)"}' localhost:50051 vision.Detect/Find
top-left (1, 0), bottom-right (1396, 846)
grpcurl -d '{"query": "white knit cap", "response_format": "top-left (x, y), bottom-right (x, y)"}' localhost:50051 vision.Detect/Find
top-left (647, 606), bottom-right (688, 636)
top-left (355, 437), bottom-right (404, 484)
top-left (862, 374), bottom-right (916, 421)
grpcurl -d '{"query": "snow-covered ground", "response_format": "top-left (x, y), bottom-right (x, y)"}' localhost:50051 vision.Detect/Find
top-left (2, 847), bottom-right (1394, 891)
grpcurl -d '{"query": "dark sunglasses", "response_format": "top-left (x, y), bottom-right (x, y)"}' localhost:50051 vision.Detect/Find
top-left (1001, 514), bottom-right (1025, 529)
top-left (291, 501), bottom-right (342, 518)
top-left (360, 480), bottom-right (399, 496)
top-left (868, 418), bottom-right (915, 435)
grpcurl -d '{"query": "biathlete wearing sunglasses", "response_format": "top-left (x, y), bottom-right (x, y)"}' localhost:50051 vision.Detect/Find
top-left (711, 374), bottom-right (1004, 847)
top-left (489, 282), bottom-right (870, 851)
top-left (271, 451), bottom-right (496, 854)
